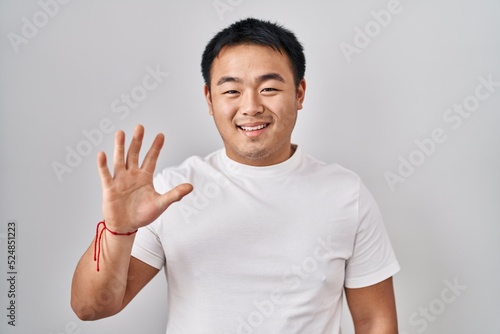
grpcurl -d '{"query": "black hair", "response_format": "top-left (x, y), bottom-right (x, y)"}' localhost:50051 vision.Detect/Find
top-left (201, 18), bottom-right (306, 90)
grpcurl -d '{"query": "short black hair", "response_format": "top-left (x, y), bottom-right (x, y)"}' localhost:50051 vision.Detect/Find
top-left (201, 18), bottom-right (306, 90)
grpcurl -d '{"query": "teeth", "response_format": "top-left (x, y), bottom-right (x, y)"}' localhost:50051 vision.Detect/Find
top-left (240, 124), bottom-right (267, 131)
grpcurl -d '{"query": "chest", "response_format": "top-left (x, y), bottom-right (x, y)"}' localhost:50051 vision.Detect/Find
top-left (158, 176), bottom-right (358, 294)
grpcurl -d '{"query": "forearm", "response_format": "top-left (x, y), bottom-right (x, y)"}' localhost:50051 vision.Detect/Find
top-left (71, 231), bottom-right (136, 320)
top-left (353, 319), bottom-right (398, 334)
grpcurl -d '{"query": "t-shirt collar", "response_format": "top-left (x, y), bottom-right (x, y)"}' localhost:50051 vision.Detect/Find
top-left (219, 144), bottom-right (303, 178)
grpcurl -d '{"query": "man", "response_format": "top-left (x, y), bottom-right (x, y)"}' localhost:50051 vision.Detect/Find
top-left (71, 18), bottom-right (400, 333)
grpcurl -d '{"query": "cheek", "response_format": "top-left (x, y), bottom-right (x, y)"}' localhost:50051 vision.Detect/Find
top-left (270, 103), bottom-right (297, 127)
top-left (278, 114), bottom-right (297, 133)
top-left (211, 104), bottom-right (237, 133)
top-left (212, 99), bottom-right (237, 118)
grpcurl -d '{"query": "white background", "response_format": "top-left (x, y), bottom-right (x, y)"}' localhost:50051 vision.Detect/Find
top-left (1, 0), bottom-right (499, 333)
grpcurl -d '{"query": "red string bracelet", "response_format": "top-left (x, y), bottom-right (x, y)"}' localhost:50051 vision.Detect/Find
top-left (93, 220), bottom-right (138, 272)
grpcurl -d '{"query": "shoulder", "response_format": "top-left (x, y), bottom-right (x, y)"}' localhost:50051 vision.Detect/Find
top-left (152, 150), bottom-right (222, 191)
top-left (299, 149), bottom-right (362, 190)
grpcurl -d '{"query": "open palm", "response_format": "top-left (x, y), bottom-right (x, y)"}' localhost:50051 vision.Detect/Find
top-left (97, 125), bottom-right (192, 233)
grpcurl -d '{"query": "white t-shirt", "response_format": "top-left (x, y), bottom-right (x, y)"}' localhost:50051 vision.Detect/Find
top-left (132, 146), bottom-right (400, 334)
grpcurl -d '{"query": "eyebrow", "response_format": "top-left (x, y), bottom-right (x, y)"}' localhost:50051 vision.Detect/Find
top-left (216, 73), bottom-right (286, 86)
top-left (216, 76), bottom-right (242, 86)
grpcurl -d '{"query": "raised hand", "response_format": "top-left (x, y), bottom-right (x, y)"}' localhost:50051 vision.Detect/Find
top-left (97, 124), bottom-right (193, 233)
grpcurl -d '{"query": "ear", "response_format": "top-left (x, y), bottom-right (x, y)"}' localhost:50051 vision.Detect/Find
top-left (296, 79), bottom-right (306, 110)
top-left (204, 85), bottom-right (214, 116)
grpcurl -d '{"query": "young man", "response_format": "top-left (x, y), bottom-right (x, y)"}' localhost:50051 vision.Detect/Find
top-left (71, 18), bottom-right (400, 333)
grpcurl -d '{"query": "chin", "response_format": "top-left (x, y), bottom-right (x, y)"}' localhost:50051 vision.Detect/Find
top-left (239, 149), bottom-right (270, 161)
top-left (238, 143), bottom-right (283, 164)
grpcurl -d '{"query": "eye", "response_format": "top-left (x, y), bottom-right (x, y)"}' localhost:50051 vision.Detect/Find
top-left (261, 87), bottom-right (280, 95)
top-left (223, 90), bottom-right (239, 95)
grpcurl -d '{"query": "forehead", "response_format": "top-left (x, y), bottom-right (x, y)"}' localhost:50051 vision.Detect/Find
top-left (211, 44), bottom-right (293, 81)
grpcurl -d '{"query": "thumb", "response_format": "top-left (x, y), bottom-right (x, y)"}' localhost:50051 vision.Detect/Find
top-left (158, 183), bottom-right (193, 210)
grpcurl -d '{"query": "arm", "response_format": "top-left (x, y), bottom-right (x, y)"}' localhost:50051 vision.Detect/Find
top-left (71, 125), bottom-right (192, 320)
top-left (71, 246), bottom-right (159, 320)
top-left (345, 277), bottom-right (398, 334)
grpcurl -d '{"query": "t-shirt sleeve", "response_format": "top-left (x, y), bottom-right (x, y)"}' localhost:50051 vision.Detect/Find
top-left (344, 181), bottom-right (400, 288)
top-left (131, 223), bottom-right (165, 270)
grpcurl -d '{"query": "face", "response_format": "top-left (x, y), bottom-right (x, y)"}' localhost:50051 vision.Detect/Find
top-left (204, 44), bottom-right (306, 166)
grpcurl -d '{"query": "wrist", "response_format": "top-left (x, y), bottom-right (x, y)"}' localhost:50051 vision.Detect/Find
top-left (102, 219), bottom-right (137, 234)
top-left (93, 220), bottom-right (138, 272)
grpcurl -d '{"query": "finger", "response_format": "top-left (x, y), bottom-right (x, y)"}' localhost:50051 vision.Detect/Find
top-left (140, 132), bottom-right (165, 173)
top-left (113, 130), bottom-right (126, 173)
top-left (126, 124), bottom-right (145, 169)
top-left (158, 183), bottom-right (193, 211)
top-left (97, 151), bottom-right (113, 188)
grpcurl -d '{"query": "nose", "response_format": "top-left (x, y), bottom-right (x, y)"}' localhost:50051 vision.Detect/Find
top-left (239, 91), bottom-right (263, 116)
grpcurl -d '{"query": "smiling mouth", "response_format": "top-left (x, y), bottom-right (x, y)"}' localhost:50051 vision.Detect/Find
top-left (238, 123), bottom-right (269, 131)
